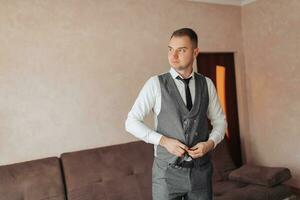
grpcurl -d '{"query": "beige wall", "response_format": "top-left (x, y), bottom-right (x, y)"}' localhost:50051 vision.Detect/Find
top-left (0, 0), bottom-right (247, 165)
top-left (242, 0), bottom-right (300, 188)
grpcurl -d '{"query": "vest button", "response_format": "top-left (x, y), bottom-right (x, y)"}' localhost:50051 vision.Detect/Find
top-left (194, 132), bottom-right (198, 136)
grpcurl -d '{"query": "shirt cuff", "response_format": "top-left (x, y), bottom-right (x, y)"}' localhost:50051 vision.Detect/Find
top-left (148, 131), bottom-right (163, 145)
top-left (208, 131), bottom-right (222, 149)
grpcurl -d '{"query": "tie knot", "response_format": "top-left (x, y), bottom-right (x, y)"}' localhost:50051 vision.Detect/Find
top-left (176, 76), bottom-right (192, 85)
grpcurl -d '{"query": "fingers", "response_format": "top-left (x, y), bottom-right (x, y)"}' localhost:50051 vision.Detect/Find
top-left (175, 141), bottom-right (187, 157)
top-left (187, 143), bottom-right (206, 158)
top-left (161, 136), bottom-right (189, 157)
top-left (187, 149), bottom-right (201, 158)
top-left (177, 142), bottom-right (188, 151)
top-left (172, 140), bottom-right (188, 157)
top-left (165, 139), bottom-right (186, 157)
top-left (170, 146), bottom-right (185, 157)
top-left (188, 151), bottom-right (202, 158)
top-left (162, 137), bottom-right (212, 158)
top-left (175, 147), bottom-right (185, 157)
top-left (190, 142), bottom-right (201, 150)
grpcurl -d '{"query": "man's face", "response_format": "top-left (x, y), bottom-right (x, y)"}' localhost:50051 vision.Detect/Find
top-left (168, 36), bottom-right (199, 71)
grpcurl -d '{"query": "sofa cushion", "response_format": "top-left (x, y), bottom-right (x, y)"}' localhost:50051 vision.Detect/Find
top-left (213, 184), bottom-right (292, 200)
top-left (0, 157), bottom-right (66, 200)
top-left (228, 164), bottom-right (292, 187)
top-left (61, 141), bottom-right (153, 200)
top-left (213, 180), bottom-right (248, 196)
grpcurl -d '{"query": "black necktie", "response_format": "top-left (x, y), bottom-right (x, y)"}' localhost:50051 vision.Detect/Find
top-left (176, 76), bottom-right (193, 111)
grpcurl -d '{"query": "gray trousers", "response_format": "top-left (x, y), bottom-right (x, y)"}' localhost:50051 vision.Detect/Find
top-left (152, 158), bottom-right (213, 200)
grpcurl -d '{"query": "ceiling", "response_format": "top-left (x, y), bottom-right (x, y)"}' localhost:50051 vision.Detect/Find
top-left (186, 0), bottom-right (256, 6)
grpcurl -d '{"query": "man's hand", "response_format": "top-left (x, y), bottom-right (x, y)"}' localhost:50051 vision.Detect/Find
top-left (186, 140), bottom-right (215, 159)
top-left (159, 136), bottom-right (188, 157)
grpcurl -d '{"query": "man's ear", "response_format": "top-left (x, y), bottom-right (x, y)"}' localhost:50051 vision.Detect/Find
top-left (193, 47), bottom-right (200, 58)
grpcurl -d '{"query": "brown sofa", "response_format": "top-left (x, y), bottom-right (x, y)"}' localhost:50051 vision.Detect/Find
top-left (0, 139), bottom-right (294, 200)
top-left (0, 157), bottom-right (66, 200)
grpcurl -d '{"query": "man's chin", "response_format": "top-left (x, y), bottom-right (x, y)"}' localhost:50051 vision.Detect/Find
top-left (171, 65), bottom-right (188, 71)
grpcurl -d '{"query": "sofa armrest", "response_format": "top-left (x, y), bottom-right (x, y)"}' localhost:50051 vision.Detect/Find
top-left (228, 164), bottom-right (292, 187)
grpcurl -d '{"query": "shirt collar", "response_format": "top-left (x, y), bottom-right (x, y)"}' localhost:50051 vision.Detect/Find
top-left (169, 67), bottom-right (194, 80)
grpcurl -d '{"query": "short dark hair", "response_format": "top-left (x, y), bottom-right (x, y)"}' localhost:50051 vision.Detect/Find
top-left (170, 28), bottom-right (198, 48)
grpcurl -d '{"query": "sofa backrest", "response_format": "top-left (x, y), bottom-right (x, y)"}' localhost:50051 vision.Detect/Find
top-left (0, 157), bottom-right (66, 200)
top-left (211, 138), bottom-right (237, 182)
top-left (0, 139), bottom-right (236, 200)
top-left (61, 141), bottom-right (153, 200)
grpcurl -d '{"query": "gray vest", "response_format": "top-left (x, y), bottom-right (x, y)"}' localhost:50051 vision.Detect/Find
top-left (156, 72), bottom-right (210, 166)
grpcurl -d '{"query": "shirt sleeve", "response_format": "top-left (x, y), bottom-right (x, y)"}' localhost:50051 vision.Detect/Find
top-left (206, 77), bottom-right (228, 148)
top-left (125, 76), bottom-right (162, 145)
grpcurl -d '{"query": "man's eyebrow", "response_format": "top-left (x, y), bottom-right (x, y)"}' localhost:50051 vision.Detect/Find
top-left (168, 46), bottom-right (188, 49)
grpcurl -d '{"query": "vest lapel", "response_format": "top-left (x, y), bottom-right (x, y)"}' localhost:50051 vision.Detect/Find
top-left (166, 73), bottom-right (189, 115)
top-left (187, 73), bottom-right (203, 119)
top-left (166, 72), bottom-right (203, 119)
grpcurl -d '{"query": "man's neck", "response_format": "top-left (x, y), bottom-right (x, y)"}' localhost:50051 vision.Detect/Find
top-left (176, 68), bottom-right (193, 79)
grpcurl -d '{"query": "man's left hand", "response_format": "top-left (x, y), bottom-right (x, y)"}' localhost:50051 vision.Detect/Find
top-left (186, 140), bottom-right (215, 159)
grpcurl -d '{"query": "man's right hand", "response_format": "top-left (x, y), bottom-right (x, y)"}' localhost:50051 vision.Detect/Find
top-left (159, 136), bottom-right (188, 157)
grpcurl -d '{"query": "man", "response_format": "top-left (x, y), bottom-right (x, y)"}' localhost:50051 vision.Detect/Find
top-left (125, 28), bottom-right (227, 200)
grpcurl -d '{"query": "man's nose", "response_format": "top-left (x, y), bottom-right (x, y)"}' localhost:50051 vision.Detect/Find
top-left (171, 51), bottom-right (179, 58)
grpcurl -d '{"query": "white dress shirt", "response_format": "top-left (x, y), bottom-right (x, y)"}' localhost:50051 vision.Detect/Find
top-left (125, 68), bottom-right (227, 155)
